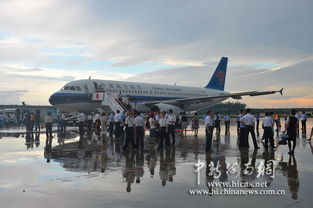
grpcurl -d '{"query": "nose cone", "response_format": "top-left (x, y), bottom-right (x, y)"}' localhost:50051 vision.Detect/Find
top-left (49, 93), bottom-right (58, 106)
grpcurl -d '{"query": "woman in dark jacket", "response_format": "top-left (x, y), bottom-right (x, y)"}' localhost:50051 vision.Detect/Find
top-left (285, 109), bottom-right (298, 154)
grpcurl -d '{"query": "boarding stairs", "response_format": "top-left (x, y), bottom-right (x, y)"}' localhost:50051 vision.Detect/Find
top-left (92, 92), bottom-right (127, 113)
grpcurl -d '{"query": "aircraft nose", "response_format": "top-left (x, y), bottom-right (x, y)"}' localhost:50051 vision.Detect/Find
top-left (49, 92), bottom-right (59, 105)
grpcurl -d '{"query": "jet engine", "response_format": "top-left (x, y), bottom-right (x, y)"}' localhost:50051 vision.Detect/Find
top-left (151, 104), bottom-right (183, 115)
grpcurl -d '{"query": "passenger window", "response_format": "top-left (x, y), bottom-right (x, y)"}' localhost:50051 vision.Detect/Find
top-left (70, 86), bottom-right (76, 91)
top-left (76, 86), bottom-right (82, 91)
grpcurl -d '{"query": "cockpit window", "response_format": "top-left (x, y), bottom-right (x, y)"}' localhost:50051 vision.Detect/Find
top-left (76, 86), bottom-right (82, 91)
top-left (70, 86), bottom-right (76, 91)
top-left (61, 86), bottom-right (70, 91)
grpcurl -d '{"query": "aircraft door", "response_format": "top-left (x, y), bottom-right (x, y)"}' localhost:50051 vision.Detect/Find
top-left (86, 80), bottom-right (96, 99)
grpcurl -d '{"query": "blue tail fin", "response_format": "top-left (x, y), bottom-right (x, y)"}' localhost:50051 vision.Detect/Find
top-left (204, 57), bottom-right (228, 91)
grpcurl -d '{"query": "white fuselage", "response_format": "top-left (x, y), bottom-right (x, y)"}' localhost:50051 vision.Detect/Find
top-left (49, 79), bottom-right (229, 112)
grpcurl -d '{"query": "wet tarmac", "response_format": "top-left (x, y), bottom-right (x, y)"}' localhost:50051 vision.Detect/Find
top-left (0, 120), bottom-right (313, 208)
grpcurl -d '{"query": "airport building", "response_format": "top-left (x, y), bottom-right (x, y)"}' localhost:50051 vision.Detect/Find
top-left (0, 104), bottom-right (58, 121)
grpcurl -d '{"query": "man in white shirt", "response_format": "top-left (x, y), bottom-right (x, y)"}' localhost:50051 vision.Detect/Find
top-left (167, 109), bottom-right (176, 146)
top-left (224, 113), bottom-right (231, 134)
top-left (123, 111), bottom-right (136, 150)
top-left (149, 113), bottom-right (157, 143)
top-left (205, 111), bottom-right (214, 152)
top-left (239, 110), bottom-right (247, 148)
top-left (87, 114), bottom-right (93, 133)
top-left (214, 112), bottom-right (221, 135)
top-left (236, 110), bottom-right (243, 136)
top-left (301, 111), bottom-right (307, 134)
top-left (60, 112), bottom-right (66, 133)
top-left (94, 112), bottom-right (101, 121)
top-left (134, 112), bottom-right (145, 149)
top-left (262, 112), bottom-right (275, 150)
top-left (158, 111), bottom-right (168, 149)
top-left (240, 109), bottom-right (260, 149)
top-left (114, 110), bottom-right (122, 138)
top-left (44, 112), bottom-right (54, 142)
top-left (77, 111), bottom-right (86, 136)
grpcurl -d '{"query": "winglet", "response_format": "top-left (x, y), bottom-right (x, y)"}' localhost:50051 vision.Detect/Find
top-left (279, 88), bottom-right (284, 96)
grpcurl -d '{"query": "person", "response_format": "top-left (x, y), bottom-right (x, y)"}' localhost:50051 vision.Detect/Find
top-left (100, 112), bottom-right (108, 143)
top-left (262, 112), bottom-right (275, 151)
top-left (285, 109), bottom-right (298, 154)
top-left (276, 114), bottom-right (282, 135)
top-left (120, 111), bottom-right (126, 136)
top-left (273, 112), bottom-right (279, 130)
top-left (224, 113), bottom-right (230, 134)
top-left (238, 110), bottom-right (247, 148)
top-left (0, 113), bottom-right (5, 128)
top-left (44, 112), bottom-right (53, 139)
top-left (205, 111), bottom-right (214, 152)
top-left (295, 112), bottom-right (300, 134)
top-left (236, 110), bottom-right (243, 136)
top-left (167, 109), bottom-right (176, 145)
top-left (149, 113), bottom-right (157, 144)
top-left (158, 111), bottom-right (168, 149)
top-left (214, 112), bottom-right (221, 135)
top-left (241, 109), bottom-right (259, 149)
top-left (87, 113), bottom-right (93, 133)
top-left (284, 113), bottom-right (288, 127)
top-left (60, 112), bottom-right (66, 133)
top-left (30, 113), bottom-right (36, 131)
top-left (77, 111), bottom-right (86, 136)
top-left (134, 112), bottom-right (145, 149)
top-left (123, 111), bottom-right (136, 150)
top-left (114, 110), bottom-right (122, 138)
top-left (255, 112), bottom-right (260, 130)
top-left (301, 111), bottom-right (307, 134)
top-left (180, 112), bottom-right (188, 136)
top-left (191, 113), bottom-right (199, 136)
top-left (94, 113), bottom-right (101, 135)
top-left (108, 112), bottom-right (114, 137)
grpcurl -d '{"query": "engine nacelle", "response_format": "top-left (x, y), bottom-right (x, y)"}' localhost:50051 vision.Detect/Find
top-left (151, 104), bottom-right (183, 115)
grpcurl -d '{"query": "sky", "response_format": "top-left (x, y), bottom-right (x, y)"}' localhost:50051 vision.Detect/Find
top-left (0, 0), bottom-right (312, 108)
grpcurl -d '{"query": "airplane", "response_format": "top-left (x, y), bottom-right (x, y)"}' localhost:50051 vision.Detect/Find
top-left (49, 57), bottom-right (283, 113)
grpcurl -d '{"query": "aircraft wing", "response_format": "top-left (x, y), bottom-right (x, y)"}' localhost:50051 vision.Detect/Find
top-left (139, 88), bottom-right (284, 105)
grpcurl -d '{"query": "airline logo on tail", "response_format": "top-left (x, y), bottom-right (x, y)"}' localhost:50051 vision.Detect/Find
top-left (216, 70), bottom-right (225, 85)
top-left (204, 57), bottom-right (228, 91)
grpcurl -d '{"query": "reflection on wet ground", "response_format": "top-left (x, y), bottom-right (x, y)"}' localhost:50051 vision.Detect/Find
top-left (0, 120), bottom-right (313, 208)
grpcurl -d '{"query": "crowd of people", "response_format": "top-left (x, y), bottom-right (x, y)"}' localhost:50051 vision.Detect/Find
top-left (54, 108), bottom-right (310, 155)
top-left (73, 109), bottom-right (194, 151)
top-left (204, 109), bottom-right (311, 155)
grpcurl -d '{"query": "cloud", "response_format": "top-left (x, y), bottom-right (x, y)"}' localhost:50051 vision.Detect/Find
top-left (0, 0), bottom-right (312, 66)
top-left (0, 63), bottom-right (135, 105)
top-left (0, 90), bottom-right (28, 105)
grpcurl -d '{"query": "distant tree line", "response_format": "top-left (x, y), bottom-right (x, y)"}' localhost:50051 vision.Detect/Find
top-left (198, 101), bottom-right (313, 116)
top-left (198, 101), bottom-right (246, 115)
